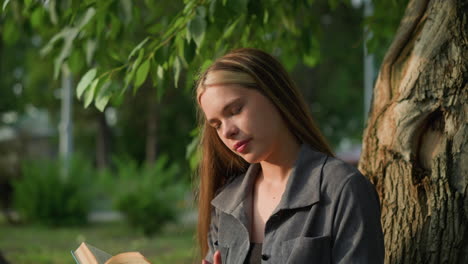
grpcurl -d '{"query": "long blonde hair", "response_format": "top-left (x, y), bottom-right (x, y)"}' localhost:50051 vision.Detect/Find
top-left (195, 48), bottom-right (334, 258)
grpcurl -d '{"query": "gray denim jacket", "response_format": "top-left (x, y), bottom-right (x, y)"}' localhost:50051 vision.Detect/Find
top-left (205, 144), bottom-right (384, 264)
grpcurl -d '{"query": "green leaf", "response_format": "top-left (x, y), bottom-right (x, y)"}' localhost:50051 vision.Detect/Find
top-left (173, 17), bottom-right (185, 28)
top-left (2, 0), bottom-right (11, 11)
top-left (209, 0), bottom-right (217, 22)
top-left (132, 49), bottom-right (145, 72)
top-left (263, 10), bottom-right (269, 24)
top-left (283, 55), bottom-right (298, 72)
top-left (121, 0), bottom-right (132, 23)
top-left (95, 80), bottom-right (112, 112)
top-left (108, 46), bottom-right (124, 62)
top-left (128, 37), bottom-right (149, 60)
top-left (40, 30), bottom-right (66, 56)
top-left (76, 68), bottom-right (97, 99)
top-left (303, 37), bottom-right (320, 67)
top-left (150, 59), bottom-right (159, 87)
top-left (156, 65), bottom-right (165, 102)
top-left (84, 79), bottom-right (100, 108)
top-left (196, 6), bottom-right (206, 18)
top-left (51, 27), bottom-right (79, 79)
top-left (134, 59), bottom-right (150, 90)
top-left (76, 8), bottom-right (96, 29)
top-left (109, 14), bottom-right (121, 39)
top-left (303, 53), bottom-right (319, 67)
top-left (173, 56), bottom-right (181, 88)
top-left (175, 36), bottom-right (187, 66)
top-left (187, 13), bottom-right (206, 48)
top-left (185, 26), bottom-right (191, 43)
top-left (222, 18), bottom-right (241, 39)
top-left (68, 49), bottom-right (85, 74)
top-left (183, 0), bottom-right (197, 14)
top-left (157, 65), bottom-right (164, 80)
top-left (185, 128), bottom-right (200, 159)
top-left (124, 49), bottom-right (144, 92)
top-left (200, 59), bottom-right (213, 73)
top-left (30, 8), bottom-right (45, 29)
top-left (2, 20), bottom-right (20, 45)
top-left (48, 0), bottom-right (58, 25)
top-left (85, 39), bottom-right (97, 66)
top-left (123, 73), bottom-right (132, 95)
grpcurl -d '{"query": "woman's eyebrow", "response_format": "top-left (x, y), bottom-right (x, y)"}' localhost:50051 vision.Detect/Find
top-left (207, 97), bottom-right (243, 124)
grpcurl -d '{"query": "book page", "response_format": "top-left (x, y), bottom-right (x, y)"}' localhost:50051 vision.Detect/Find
top-left (73, 242), bottom-right (99, 264)
top-left (72, 242), bottom-right (150, 264)
top-left (85, 243), bottom-right (113, 264)
top-left (73, 242), bottom-right (113, 264)
top-left (106, 252), bottom-right (151, 264)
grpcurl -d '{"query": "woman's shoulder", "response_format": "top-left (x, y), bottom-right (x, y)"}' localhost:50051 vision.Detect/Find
top-left (322, 155), bottom-right (362, 179)
top-left (214, 173), bottom-right (244, 196)
top-left (320, 155), bottom-right (375, 198)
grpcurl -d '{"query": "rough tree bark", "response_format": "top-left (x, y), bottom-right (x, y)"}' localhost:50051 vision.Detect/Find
top-left (359, 0), bottom-right (467, 263)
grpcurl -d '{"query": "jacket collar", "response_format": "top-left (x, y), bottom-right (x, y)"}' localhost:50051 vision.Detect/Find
top-left (211, 144), bottom-right (329, 215)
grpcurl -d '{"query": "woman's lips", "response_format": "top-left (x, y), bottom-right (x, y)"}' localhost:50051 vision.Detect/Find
top-left (234, 139), bottom-right (251, 153)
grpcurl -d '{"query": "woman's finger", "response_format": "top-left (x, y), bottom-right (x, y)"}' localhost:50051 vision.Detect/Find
top-left (213, 250), bottom-right (222, 264)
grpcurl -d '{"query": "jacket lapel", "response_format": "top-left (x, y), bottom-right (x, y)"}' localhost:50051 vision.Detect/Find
top-left (274, 144), bottom-right (328, 213)
top-left (211, 163), bottom-right (260, 230)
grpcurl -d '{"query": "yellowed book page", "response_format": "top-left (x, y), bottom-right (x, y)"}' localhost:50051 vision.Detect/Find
top-left (74, 242), bottom-right (99, 264)
top-left (105, 252), bottom-right (151, 264)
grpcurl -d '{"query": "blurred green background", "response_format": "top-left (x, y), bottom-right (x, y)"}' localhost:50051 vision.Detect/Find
top-left (0, 0), bottom-right (407, 263)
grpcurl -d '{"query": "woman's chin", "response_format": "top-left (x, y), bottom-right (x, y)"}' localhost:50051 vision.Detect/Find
top-left (238, 153), bottom-right (263, 164)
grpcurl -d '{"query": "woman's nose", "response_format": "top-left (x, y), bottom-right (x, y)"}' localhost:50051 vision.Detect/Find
top-left (222, 121), bottom-right (239, 139)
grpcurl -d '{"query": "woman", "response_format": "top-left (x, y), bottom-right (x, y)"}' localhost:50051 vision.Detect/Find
top-left (195, 48), bottom-right (384, 264)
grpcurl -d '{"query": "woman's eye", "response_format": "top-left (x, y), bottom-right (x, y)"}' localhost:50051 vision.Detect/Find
top-left (232, 105), bottom-right (242, 115)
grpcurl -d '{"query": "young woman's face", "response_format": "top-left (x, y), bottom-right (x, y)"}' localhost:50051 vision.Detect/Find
top-left (199, 81), bottom-right (289, 164)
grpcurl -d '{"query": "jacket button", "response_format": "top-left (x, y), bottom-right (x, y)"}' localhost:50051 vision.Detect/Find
top-left (261, 254), bottom-right (269, 261)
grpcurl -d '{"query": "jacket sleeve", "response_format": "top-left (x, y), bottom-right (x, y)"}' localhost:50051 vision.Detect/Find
top-left (204, 207), bottom-right (219, 263)
top-left (331, 172), bottom-right (385, 263)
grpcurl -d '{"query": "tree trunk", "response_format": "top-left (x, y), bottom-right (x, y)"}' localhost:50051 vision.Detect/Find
top-left (358, 0), bottom-right (468, 263)
top-left (96, 111), bottom-right (112, 169)
top-left (145, 86), bottom-right (159, 164)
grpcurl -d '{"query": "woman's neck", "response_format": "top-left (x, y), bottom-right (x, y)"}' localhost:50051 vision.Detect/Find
top-left (259, 135), bottom-right (301, 184)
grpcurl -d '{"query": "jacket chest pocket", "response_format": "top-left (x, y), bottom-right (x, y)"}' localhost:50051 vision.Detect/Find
top-left (280, 235), bottom-right (331, 264)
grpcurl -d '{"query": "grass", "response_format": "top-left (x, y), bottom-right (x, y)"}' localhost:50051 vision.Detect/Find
top-left (0, 218), bottom-right (198, 264)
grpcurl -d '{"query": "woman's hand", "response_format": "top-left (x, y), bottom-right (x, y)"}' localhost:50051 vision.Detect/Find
top-left (202, 250), bottom-right (222, 264)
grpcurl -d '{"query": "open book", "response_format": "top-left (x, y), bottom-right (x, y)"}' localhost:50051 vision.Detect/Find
top-left (71, 242), bottom-right (151, 264)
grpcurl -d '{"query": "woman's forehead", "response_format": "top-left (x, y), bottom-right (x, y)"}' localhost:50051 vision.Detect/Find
top-left (199, 84), bottom-right (255, 116)
top-left (200, 84), bottom-right (247, 104)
